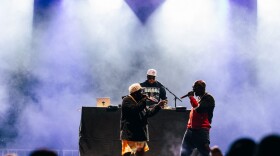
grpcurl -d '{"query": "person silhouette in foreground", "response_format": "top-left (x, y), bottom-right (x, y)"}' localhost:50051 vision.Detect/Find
top-left (225, 137), bottom-right (256, 156)
top-left (256, 134), bottom-right (280, 156)
top-left (211, 145), bottom-right (223, 156)
top-left (29, 149), bottom-right (57, 156)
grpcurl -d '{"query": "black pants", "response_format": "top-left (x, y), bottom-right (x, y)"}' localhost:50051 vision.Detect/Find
top-left (180, 128), bottom-right (210, 156)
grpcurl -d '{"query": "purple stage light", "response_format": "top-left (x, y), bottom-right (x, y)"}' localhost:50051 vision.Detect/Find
top-left (33, 0), bottom-right (62, 27)
top-left (125, 0), bottom-right (165, 24)
top-left (229, 0), bottom-right (257, 11)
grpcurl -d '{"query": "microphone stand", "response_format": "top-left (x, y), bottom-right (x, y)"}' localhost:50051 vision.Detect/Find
top-left (161, 84), bottom-right (182, 108)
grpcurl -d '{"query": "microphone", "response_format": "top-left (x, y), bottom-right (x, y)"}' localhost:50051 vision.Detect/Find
top-left (180, 91), bottom-right (194, 99)
top-left (142, 94), bottom-right (158, 103)
top-left (147, 97), bottom-right (158, 103)
top-left (180, 94), bottom-right (189, 99)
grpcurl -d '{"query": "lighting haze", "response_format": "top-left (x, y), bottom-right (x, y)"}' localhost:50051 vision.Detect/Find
top-left (0, 0), bottom-right (280, 154)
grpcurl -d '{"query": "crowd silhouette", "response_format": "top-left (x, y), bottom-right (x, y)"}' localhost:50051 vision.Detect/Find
top-left (209, 134), bottom-right (280, 156)
top-left (3, 134), bottom-right (280, 156)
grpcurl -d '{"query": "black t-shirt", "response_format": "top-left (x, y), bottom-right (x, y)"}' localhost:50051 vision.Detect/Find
top-left (140, 80), bottom-right (167, 107)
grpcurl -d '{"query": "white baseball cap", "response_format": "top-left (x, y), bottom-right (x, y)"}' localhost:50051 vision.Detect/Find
top-left (129, 83), bottom-right (142, 94)
top-left (147, 69), bottom-right (157, 77)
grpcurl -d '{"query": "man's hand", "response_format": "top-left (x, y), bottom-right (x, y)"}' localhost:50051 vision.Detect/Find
top-left (158, 100), bottom-right (168, 108)
top-left (141, 94), bottom-right (148, 99)
top-left (187, 91), bottom-right (194, 96)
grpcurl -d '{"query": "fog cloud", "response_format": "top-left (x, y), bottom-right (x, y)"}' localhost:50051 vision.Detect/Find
top-left (0, 0), bottom-right (280, 154)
